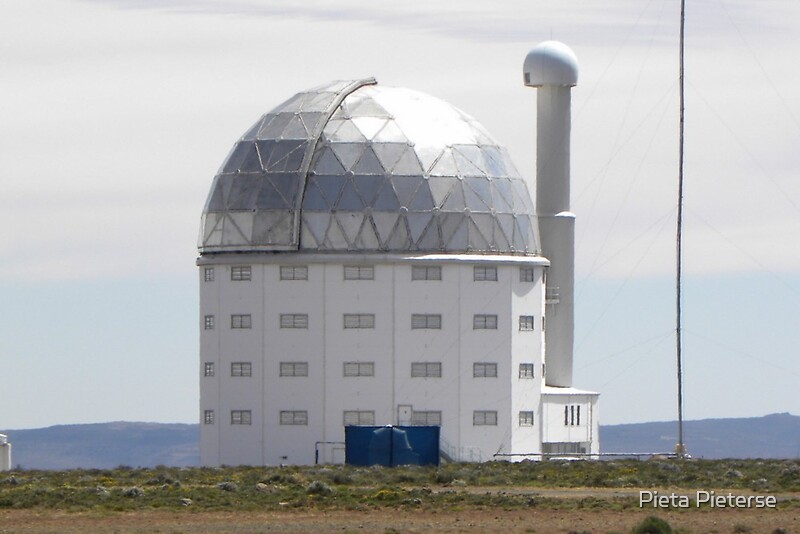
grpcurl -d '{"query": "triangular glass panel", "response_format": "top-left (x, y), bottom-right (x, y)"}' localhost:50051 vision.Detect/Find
top-left (512, 217), bottom-right (527, 251)
top-left (226, 174), bottom-right (260, 210)
top-left (241, 117), bottom-right (265, 141)
top-left (353, 174), bottom-right (383, 205)
top-left (492, 218), bottom-right (510, 251)
top-left (409, 181), bottom-right (435, 211)
top-left (215, 174), bottom-right (235, 205)
top-left (312, 147), bottom-right (346, 175)
top-left (268, 172), bottom-right (299, 207)
top-left (516, 215), bottom-right (532, 252)
top-left (255, 179), bottom-right (287, 209)
top-left (372, 181), bottom-right (401, 211)
top-left (266, 140), bottom-right (306, 172)
top-left (356, 218), bottom-right (380, 249)
top-left (463, 177), bottom-right (492, 212)
top-left (493, 178), bottom-right (516, 212)
top-left (407, 212), bottom-right (433, 244)
top-left (352, 117), bottom-right (387, 140)
top-left (416, 216), bottom-right (442, 250)
top-left (336, 179), bottom-right (364, 211)
top-left (315, 175), bottom-right (345, 208)
top-left (204, 177), bottom-right (226, 211)
top-left (467, 218), bottom-right (490, 251)
top-left (239, 142), bottom-right (262, 172)
top-left (512, 178), bottom-right (534, 213)
top-left (501, 148), bottom-right (522, 177)
top-left (299, 112), bottom-right (326, 134)
top-left (429, 149), bottom-right (458, 176)
top-left (281, 115), bottom-right (309, 140)
top-left (348, 97), bottom-right (391, 118)
top-left (353, 147), bottom-right (385, 175)
top-left (335, 212), bottom-right (363, 247)
top-left (330, 142), bottom-right (365, 171)
top-left (224, 212), bottom-right (254, 245)
top-left (471, 214), bottom-right (495, 250)
top-left (427, 176), bottom-right (455, 207)
top-left (258, 113), bottom-right (292, 139)
top-left (415, 145), bottom-right (442, 174)
top-left (373, 121), bottom-right (408, 143)
top-left (441, 181), bottom-right (466, 211)
top-left (300, 221), bottom-right (319, 248)
top-left (391, 175), bottom-right (421, 208)
top-left (372, 212), bottom-right (400, 245)
top-left (440, 212), bottom-right (464, 244)
top-left (324, 216), bottom-right (349, 249)
top-left (391, 147), bottom-right (424, 175)
top-left (221, 142), bottom-right (251, 173)
top-left (453, 146), bottom-right (485, 177)
top-left (202, 213), bottom-right (223, 242)
top-left (446, 217), bottom-right (468, 251)
top-left (302, 177), bottom-right (329, 210)
top-left (302, 213), bottom-right (331, 247)
top-left (328, 119), bottom-right (367, 143)
top-left (386, 216), bottom-right (410, 250)
top-left (255, 140), bottom-right (277, 170)
top-left (482, 146), bottom-right (507, 177)
top-left (372, 143), bottom-right (407, 173)
top-left (490, 179), bottom-right (512, 212)
top-left (496, 214), bottom-right (516, 250)
top-left (252, 210), bottom-right (291, 244)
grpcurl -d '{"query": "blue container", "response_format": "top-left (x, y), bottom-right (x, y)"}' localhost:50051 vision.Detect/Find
top-left (345, 426), bottom-right (440, 467)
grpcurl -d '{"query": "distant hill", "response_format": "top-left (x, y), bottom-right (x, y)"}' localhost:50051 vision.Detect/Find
top-left (2, 413), bottom-right (799, 469)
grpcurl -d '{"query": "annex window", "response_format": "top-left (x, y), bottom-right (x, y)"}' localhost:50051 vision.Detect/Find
top-left (280, 362), bottom-right (308, 377)
top-left (231, 314), bottom-right (252, 329)
top-left (473, 314), bottom-right (498, 330)
top-left (411, 314), bottom-right (441, 330)
top-left (204, 315), bottom-right (215, 330)
top-left (519, 315), bottom-right (535, 331)
top-left (519, 363), bottom-right (535, 379)
top-left (344, 265), bottom-right (374, 280)
top-left (203, 362), bottom-right (215, 377)
top-left (565, 405), bottom-right (581, 426)
top-left (280, 314), bottom-right (308, 329)
top-left (231, 265), bottom-right (252, 281)
top-left (343, 314), bottom-right (375, 329)
top-left (411, 410), bottom-right (442, 426)
top-left (343, 361), bottom-right (375, 377)
top-left (520, 266), bottom-right (536, 282)
top-left (204, 267), bottom-right (214, 282)
top-left (411, 265), bottom-right (441, 281)
top-left (519, 411), bottom-right (534, 427)
top-left (473, 362), bottom-right (498, 378)
top-left (280, 265), bottom-right (308, 280)
top-left (231, 362), bottom-right (252, 377)
top-left (280, 410), bottom-right (308, 426)
top-left (231, 410), bottom-right (251, 425)
top-left (473, 266), bottom-right (498, 281)
top-left (343, 410), bottom-right (375, 426)
top-left (203, 410), bottom-right (215, 425)
top-left (473, 410), bottom-right (498, 426)
top-left (411, 362), bottom-right (442, 378)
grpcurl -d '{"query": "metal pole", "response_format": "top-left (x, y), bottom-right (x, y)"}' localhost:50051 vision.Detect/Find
top-left (676, 0), bottom-right (687, 459)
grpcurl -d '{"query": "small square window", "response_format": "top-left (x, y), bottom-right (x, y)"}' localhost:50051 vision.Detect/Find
top-left (520, 266), bottom-right (536, 282)
top-left (231, 314), bottom-right (252, 329)
top-left (231, 362), bottom-right (252, 377)
top-left (473, 362), bottom-right (498, 378)
top-left (344, 265), bottom-right (374, 280)
top-left (519, 363), bottom-right (535, 379)
top-left (473, 410), bottom-right (498, 426)
top-left (231, 410), bottom-right (251, 425)
top-left (411, 410), bottom-right (441, 426)
top-left (231, 266), bottom-right (252, 281)
top-left (203, 410), bottom-right (215, 425)
top-left (473, 314), bottom-right (498, 330)
top-left (343, 314), bottom-right (375, 329)
top-left (411, 314), bottom-right (442, 329)
top-left (280, 410), bottom-right (308, 425)
top-left (411, 362), bottom-right (442, 378)
top-left (203, 362), bottom-right (215, 377)
top-left (343, 362), bottom-right (375, 377)
top-left (411, 265), bottom-right (441, 281)
top-left (343, 410), bottom-right (375, 426)
top-left (474, 266), bottom-right (498, 281)
top-left (519, 315), bottom-right (535, 331)
top-left (204, 315), bottom-right (215, 330)
top-left (280, 362), bottom-right (309, 377)
top-left (204, 267), bottom-right (214, 282)
top-left (519, 411), bottom-right (534, 427)
top-left (280, 314), bottom-right (308, 329)
top-left (280, 266), bottom-right (308, 280)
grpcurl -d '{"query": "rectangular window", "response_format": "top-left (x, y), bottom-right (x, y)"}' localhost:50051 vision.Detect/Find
top-left (473, 314), bottom-right (498, 330)
top-left (231, 362), bottom-right (252, 377)
top-left (344, 265), bottom-right (374, 280)
top-left (280, 265), bottom-right (308, 280)
top-left (204, 315), bottom-right (215, 330)
top-left (203, 362), bottom-right (215, 377)
top-left (473, 266), bottom-right (498, 281)
top-left (519, 315), bottom-right (535, 331)
top-left (411, 265), bottom-right (442, 281)
top-left (343, 314), bottom-right (375, 329)
top-left (343, 361), bottom-right (375, 377)
top-left (411, 410), bottom-right (442, 426)
top-left (520, 266), bottom-right (535, 282)
top-left (564, 405), bottom-right (582, 426)
top-left (204, 267), bottom-right (214, 282)
top-left (204, 410), bottom-right (215, 425)
top-left (519, 411), bottom-right (534, 427)
top-left (231, 410), bottom-right (251, 425)
top-left (473, 362), bottom-right (498, 378)
top-left (473, 410), bottom-right (498, 426)
top-left (411, 314), bottom-right (442, 329)
top-left (343, 410), bottom-right (375, 426)
top-left (231, 314), bottom-right (252, 329)
top-left (280, 410), bottom-right (308, 425)
top-left (280, 314), bottom-right (308, 329)
top-left (519, 363), bottom-right (535, 379)
top-left (231, 266), bottom-right (252, 281)
top-left (280, 362), bottom-right (308, 377)
top-left (411, 362), bottom-right (442, 378)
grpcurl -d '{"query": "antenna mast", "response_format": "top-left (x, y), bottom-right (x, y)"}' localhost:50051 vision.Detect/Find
top-left (676, 0), bottom-right (687, 459)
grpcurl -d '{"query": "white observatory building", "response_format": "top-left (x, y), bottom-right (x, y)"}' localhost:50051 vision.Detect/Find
top-left (198, 42), bottom-right (599, 466)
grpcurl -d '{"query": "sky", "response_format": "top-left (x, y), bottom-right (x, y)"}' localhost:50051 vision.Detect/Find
top-left (2, 0), bottom-right (799, 434)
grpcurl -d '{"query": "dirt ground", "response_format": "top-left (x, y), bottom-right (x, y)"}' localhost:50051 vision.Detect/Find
top-left (2, 507), bottom-right (798, 533)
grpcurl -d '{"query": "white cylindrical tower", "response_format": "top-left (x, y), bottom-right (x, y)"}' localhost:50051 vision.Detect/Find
top-left (0, 434), bottom-right (11, 471)
top-left (523, 41), bottom-right (578, 388)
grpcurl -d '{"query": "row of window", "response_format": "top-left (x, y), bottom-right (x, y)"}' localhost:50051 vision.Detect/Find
top-left (204, 361), bottom-right (537, 379)
top-left (204, 265), bottom-right (539, 283)
top-left (205, 313), bottom-right (539, 331)
top-left (203, 409), bottom-right (536, 427)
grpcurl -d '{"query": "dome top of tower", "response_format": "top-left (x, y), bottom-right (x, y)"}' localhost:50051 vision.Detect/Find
top-left (523, 41), bottom-right (579, 87)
